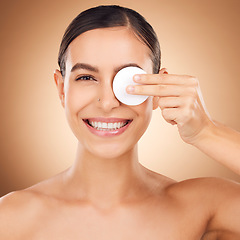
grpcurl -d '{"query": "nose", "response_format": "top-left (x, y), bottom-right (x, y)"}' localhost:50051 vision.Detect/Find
top-left (97, 82), bottom-right (120, 112)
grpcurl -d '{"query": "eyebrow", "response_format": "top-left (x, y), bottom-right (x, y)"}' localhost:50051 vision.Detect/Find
top-left (70, 62), bottom-right (143, 73)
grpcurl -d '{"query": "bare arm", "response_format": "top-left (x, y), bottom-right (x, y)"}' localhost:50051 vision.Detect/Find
top-left (206, 178), bottom-right (240, 238)
top-left (192, 120), bottom-right (240, 175)
top-left (128, 70), bottom-right (240, 176)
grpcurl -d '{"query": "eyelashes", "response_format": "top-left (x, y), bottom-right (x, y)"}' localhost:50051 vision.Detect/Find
top-left (75, 75), bottom-right (97, 81)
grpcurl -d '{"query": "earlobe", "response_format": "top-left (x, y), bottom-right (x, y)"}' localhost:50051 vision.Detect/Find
top-left (54, 69), bottom-right (65, 108)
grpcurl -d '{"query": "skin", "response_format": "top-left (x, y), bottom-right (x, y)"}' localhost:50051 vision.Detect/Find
top-left (0, 26), bottom-right (240, 239)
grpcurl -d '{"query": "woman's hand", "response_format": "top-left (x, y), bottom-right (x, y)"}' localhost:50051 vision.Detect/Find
top-left (127, 68), bottom-right (213, 145)
top-left (127, 68), bottom-right (240, 175)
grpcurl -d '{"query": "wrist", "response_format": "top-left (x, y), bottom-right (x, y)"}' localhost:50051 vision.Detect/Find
top-left (189, 118), bottom-right (217, 148)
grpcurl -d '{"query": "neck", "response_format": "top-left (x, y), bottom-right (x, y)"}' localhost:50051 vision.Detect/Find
top-left (64, 142), bottom-right (149, 209)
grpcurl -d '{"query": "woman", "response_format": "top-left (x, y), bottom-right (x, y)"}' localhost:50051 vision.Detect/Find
top-left (1, 5), bottom-right (240, 239)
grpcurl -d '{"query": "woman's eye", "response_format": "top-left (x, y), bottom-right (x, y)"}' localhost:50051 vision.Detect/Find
top-left (76, 75), bottom-right (96, 81)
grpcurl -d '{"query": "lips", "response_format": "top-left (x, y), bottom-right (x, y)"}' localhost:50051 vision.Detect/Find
top-left (83, 118), bottom-right (132, 137)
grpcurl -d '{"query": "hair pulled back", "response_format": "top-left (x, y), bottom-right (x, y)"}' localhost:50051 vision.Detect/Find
top-left (58, 5), bottom-right (161, 77)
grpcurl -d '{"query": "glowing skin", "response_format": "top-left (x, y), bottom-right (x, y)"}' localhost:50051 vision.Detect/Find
top-left (57, 27), bottom-right (156, 159)
top-left (1, 25), bottom-right (240, 240)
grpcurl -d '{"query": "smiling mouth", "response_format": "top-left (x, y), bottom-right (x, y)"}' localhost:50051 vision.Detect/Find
top-left (83, 119), bottom-right (132, 131)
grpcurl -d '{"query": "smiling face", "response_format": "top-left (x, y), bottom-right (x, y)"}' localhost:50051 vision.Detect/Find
top-left (55, 26), bottom-right (156, 159)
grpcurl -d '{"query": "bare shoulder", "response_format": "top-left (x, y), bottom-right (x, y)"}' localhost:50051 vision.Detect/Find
top-left (167, 177), bottom-right (240, 202)
top-left (0, 172), bottom-right (65, 216)
top-left (168, 177), bottom-right (240, 230)
top-left (0, 175), bottom-right (63, 240)
top-left (0, 189), bottom-right (43, 239)
top-left (170, 176), bottom-right (239, 193)
top-left (0, 189), bottom-right (42, 214)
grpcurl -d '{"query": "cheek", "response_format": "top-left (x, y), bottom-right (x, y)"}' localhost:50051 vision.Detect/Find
top-left (65, 84), bottom-right (98, 116)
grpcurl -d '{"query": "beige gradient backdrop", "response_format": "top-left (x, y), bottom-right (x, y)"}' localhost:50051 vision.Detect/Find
top-left (0, 0), bottom-right (240, 197)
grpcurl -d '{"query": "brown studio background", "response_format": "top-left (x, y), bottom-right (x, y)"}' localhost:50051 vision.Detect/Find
top-left (1, 0), bottom-right (240, 197)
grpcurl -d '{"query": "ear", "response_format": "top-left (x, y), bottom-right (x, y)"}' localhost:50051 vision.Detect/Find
top-left (54, 69), bottom-right (65, 108)
top-left (152, 96), bottom-right (159, 110)
top-left (159, 68), bottom-right (168, 74)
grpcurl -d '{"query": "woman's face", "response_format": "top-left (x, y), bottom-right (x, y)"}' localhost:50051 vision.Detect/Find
top-left (56, 26), bottom-right (156, 159)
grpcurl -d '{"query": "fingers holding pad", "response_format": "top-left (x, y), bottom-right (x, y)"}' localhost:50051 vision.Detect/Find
top-left (113, 66), bottom-right (148, 106)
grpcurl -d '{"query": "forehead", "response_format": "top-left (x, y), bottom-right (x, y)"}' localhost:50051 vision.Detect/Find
top-left (65, 27), bottom-right (152, 73)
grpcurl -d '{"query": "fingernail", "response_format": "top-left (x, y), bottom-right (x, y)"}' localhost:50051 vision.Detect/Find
top-left (134, 75), bottom-right (141, 82)
top-left (127, 85), bottom-right (135, 93)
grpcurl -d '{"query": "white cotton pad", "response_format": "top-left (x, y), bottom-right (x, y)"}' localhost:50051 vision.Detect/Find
top-left (113, 66), bottom-right (148, 106)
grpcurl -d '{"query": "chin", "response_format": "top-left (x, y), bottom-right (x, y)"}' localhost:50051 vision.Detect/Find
top-left (88, 141), bottom-right (136, 160)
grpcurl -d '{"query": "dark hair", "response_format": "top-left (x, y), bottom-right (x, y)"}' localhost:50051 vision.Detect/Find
top-left (58, 5), bottom-right (161, 77)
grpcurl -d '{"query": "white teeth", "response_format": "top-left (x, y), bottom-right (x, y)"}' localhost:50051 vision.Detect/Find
top-left (92, 122), bottom-right (97, 128)
top-left (102, 122), bottom-right (107, 128)
top-left (88, 120), bottom-right (128, 131)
